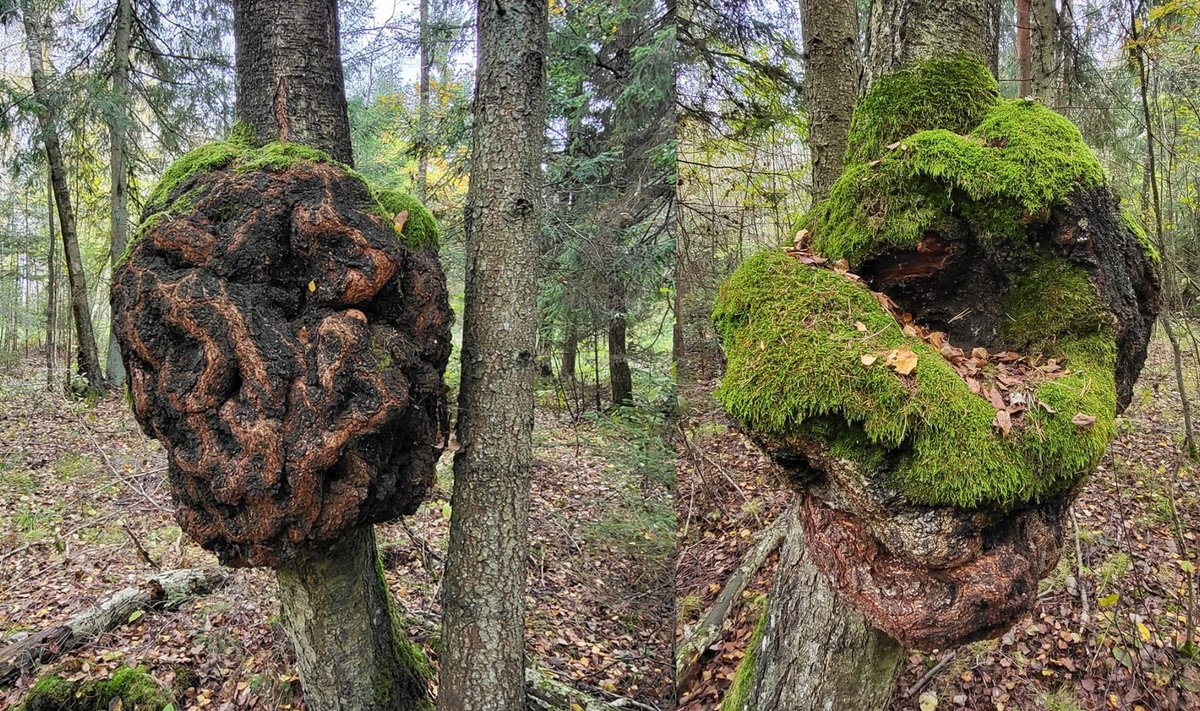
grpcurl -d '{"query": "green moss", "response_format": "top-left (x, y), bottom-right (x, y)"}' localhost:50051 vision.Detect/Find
top-left (1120, 205), bottom-right (1161, 264)
top-left (229, 120), bottom-right (255, 147)
top-left (145, 140), bottom-right (243, 213)
top-left (721, 601), bottom-right (767, 711)
top-left (373, 555), bottom-right (434, 710)
top-left (23, 667), bottom-right (172, 711)
top-left (712, 249), bottom-right (1116, 509)
top-left (844, 56), bottom-right (999, 165)
top-left (804, 57), bottom-right (1106, 266)
top-left (126, 136), bottom-right (425, 269)
top-left (234, 142), bottom-right (334, 173)
top-left (376, 190), bottom-right (441, 250)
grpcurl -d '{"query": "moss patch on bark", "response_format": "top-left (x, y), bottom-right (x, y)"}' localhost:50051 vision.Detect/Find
top-left (803, 56), bottom-right (1115, 266)
top-left (712, 249), bottom-right (1116, 509)
top-left (125, 138), bottom-right (439, 267)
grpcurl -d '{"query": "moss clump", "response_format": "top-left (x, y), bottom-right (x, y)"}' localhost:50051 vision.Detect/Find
top-left (844, 56), bottom-right (999, 165)
top-left (127, 136), bottom-right (428, 268)
top-left (712, 249), bottom-right (1116, 509)
top-left (23, 667), bottom-right (174, 711)
top-left (804, 57), bottom-right (1106, 266)
top-left (377, 189), bottom-right (442, 250)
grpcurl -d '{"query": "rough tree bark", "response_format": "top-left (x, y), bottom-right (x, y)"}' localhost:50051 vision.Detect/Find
top-left (801, 0), bottom-right (861, 201)
top-left (1031, 0), bottom-right (1059, 104)
top-left (725, 507), bottom-right (904, 711)
top-left (438, 0), bottom-right (547, 707)
top-left (22, 1), bottom-right (104, 391)
top-left (232, 0), bottom-right (352, 164)
top-left (105, 0), bottom-right (132, 388)
top-left (865, 0), bottom-right (1000, 83)
top-left (226, 1), bottom-right (433, 708)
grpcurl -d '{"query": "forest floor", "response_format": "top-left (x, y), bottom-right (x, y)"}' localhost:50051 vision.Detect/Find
top-left (676, 336), bottom-right (1200, 711)
top-left (0, 361), bottom-right (674, 710)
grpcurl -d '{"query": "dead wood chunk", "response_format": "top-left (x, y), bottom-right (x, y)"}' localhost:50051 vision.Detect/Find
top-left (111, 162), bottom-right (451, 568)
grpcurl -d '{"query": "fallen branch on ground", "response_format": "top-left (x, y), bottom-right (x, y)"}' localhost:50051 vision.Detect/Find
top-left (675, 513), bottom-right (789, 690)
top-left (0, 567), bottom-right (229, 687)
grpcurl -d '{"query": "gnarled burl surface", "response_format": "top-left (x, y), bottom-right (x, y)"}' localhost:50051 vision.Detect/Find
top-left (111, 160), bottom-right (451, 568)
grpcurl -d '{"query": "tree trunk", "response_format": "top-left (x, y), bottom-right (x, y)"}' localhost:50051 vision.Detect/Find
top-left (724, 506), bottom-right (904, 711)
top-left (230, 1), bottom-right (430, 708)
top-left (865, 0), bottom-right (1000, 84)
top-left (45, 165), bottom-right (55, 390)
top-left (416, 0), bottom-right (431, 200)
top-left (22, 3), bottom-right (104, 391)
top-left (438, 0), bottom-right (547, 707)
top-left (232, 0), bottom-right (353, 164)
top-left (608, 280), bottom-right (633, 405)
top-left (561, 320), bottom-right (578, 384)
top-left (1016, 0), bottom-right (1032, 96)
top-left (105, 0), bottom-right (133, 388)
top-left (801, 0), bottom-right (861, 202)
top-left (1030, 0), bottom-right (1058, 104)
top-left (1057, 0), bottom-right (1075, 110)
top-left (276, 527), bottom-right (430, 711)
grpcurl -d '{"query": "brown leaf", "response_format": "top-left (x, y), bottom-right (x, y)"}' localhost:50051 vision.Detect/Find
top-left (854, 321), bottom-right (868, 332)
top-left (793, 228), bottom-right (810, 249)
top-left (1072, 413), bottom-right (1096, 429)
top-left (393, 209), bottom-right (409, 234)
top-left (993, 409), bottom-right (1012, 437)
top-left (861, 354), bottom-right (878, 366)
top-left (986, 387), bottom-right (1007, 410)
top-left (886, 346), bottom-right (919, 376)
top-left (972, 346), bottom-right (990, 361)
top-left (832, 259), bottom-right (850, 274)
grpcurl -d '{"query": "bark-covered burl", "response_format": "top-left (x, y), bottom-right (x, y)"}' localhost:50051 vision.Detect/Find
top-left (715, 57), bottom-right (1161, 650)
top-left (111, 142), bottom-right (451, 568)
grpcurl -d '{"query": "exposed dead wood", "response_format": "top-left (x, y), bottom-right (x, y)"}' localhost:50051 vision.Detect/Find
top-left (0, 567), bottom-right (229, 687)
top-left (675, 513), bottom-right (788, 689)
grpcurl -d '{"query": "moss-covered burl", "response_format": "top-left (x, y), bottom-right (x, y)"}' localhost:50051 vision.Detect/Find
top-left (713, 57), bottom-right (1160, 649)
top-left (111, 138), bottom-right (452, 568)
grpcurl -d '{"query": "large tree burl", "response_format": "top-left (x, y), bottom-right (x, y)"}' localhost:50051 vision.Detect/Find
top-left (714, 58), bottom-right (1161, 649)
top-left (112, 145), bottom-right (451, 568)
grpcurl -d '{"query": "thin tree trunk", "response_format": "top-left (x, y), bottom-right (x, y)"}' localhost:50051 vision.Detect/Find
top-left (1057, 0), bottom-right (1075, 111)
top-left (801, 0), bottom-right (861, 201)
top-left (1031, 0), bottom-right (1058, 104)
top-left (1016, 0), bottom-right (1032, 96)
top-left (725, 506), bottom-right (904, 711)
top-left (232, 0), bottom-right (353, 163)
top-left (45, 164), bottom-right (55, 390)
top-left (416, 0), bottom-right (431, 200)
top-left (105, 0), bottom-right (133, 388)
top-left (22, 4), bottom-right (104, 391)
top-left (561, 320), bottom-right (578, 384)
top-left (231, 1), bottom-right (431, 708)
top-left (608, 280), bottom-right (633, 405)
top-left (438, 0), bottom-right (547, 706)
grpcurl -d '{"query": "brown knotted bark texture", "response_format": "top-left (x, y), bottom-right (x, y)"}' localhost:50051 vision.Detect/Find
top-left (111, 161), bottom-right (451, 568)
top-left (750, 187), bottom-right (1160, 651)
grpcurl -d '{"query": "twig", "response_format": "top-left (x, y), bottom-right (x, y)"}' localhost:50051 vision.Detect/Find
top-left (902, 650), bottom-right (956, 699)
top-left (1071, 506), bottom-right (1089, 632)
